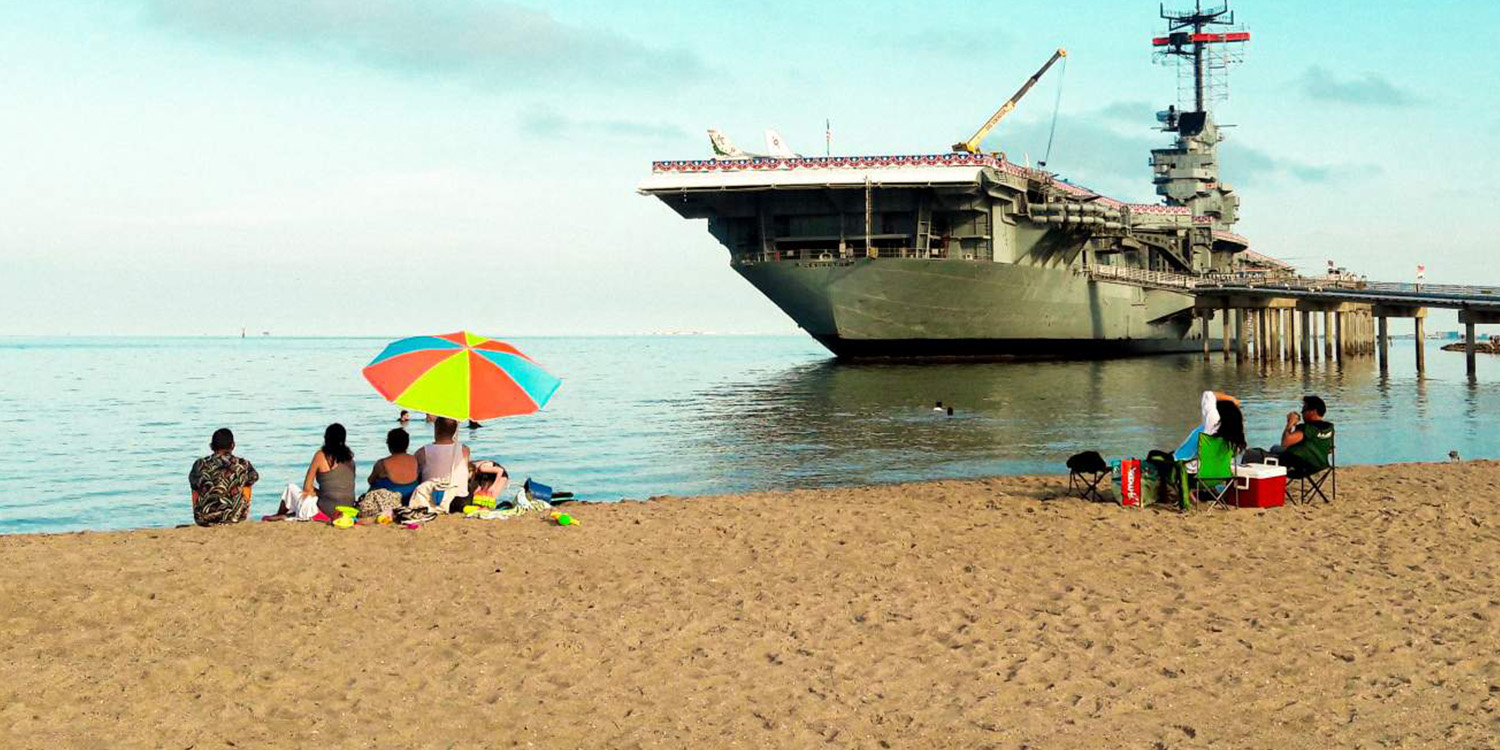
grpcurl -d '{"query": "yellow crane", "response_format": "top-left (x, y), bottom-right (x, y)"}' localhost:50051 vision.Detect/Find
top-left (952, 48), bottom-right (1067, 154)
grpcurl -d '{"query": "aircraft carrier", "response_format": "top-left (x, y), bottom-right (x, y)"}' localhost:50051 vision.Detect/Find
top-left (639, 2), bottom-right (1274, 359)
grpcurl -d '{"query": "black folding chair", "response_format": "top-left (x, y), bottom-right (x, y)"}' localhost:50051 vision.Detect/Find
top-left (1066, 451), bottom-right (1111, 502)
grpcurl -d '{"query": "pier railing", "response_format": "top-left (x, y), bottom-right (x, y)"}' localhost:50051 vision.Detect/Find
top-left (1085, 265), bottom-right (1500, 310)
top-left (1084, 265), bottom-right (1201, 291)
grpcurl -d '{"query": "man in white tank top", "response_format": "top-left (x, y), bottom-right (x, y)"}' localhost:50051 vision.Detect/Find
top-left (415, 417), bottom-right (470, 505)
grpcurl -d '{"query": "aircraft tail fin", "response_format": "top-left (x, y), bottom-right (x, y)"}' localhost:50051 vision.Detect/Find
top-left (764, 129), bottom-right (796, 158)
top-left (708, 129), bottom-right (749, 159)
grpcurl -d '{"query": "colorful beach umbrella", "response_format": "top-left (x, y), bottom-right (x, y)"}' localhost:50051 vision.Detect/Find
top-left (362, 332), bottom-right (561, 421)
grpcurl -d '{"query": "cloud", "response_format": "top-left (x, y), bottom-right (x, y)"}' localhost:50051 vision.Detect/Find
top-left (1095, 100), bottom-right (1157, 126)
top-left (1285, 162), bottom-right (1384, 183)
top-left (519, 108), bottom-right (688, 141)
top-left (139, 0), bottom-right (705, 90)
top-left (988, 102), bottom-right (1378, 200)
top-left (1298, 66), bottom-right (1417, 107)
top-left (896, 28), bottom-right (1012, 57)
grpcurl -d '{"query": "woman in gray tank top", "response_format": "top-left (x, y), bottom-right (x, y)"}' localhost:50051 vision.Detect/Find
top-left (264, 423), bottom-right (358, 520)
top-left (307, 423), bottom-right (357, 516)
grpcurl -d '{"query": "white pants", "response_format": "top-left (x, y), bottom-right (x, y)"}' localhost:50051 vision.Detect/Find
top-left (278, 484), bottom-right (320, 520)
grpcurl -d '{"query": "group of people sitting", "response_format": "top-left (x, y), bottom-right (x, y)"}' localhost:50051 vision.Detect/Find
top-left (1171, 391), bottom-right (1335, 478)
top-left (187, 417), bottom-right (508, 527)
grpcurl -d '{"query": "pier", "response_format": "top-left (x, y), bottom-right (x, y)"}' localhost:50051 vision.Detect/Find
top-left (1086, 266), bottom-right (1500, 376)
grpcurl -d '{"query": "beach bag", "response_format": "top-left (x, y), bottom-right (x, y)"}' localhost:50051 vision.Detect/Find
top-left (1118, 458), bottom-right (1143, 507)
top-left (356, 488), bottom-right (402, 519)
top-left (1144, 449), bottom-right (1178, 505)
top-left (409, 477), bottom-right (460, 512)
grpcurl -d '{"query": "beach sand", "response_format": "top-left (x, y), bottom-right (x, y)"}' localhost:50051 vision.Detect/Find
top-left (4, 462), bottom-right (1500, 749)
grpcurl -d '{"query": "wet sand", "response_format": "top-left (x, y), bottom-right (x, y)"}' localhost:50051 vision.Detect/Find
top-left (3, 461), bottom-right (1499, 749)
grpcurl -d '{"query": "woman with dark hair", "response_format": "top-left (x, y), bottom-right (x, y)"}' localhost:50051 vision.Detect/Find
top-left (264, 423), bottom-right (357, 521)
top-left (1213, 399), bottom-right (1247, 454)
top-left (1173, 391), bottom-right (1246, 471)
top-left (367, 428), bottom-right (419, 504)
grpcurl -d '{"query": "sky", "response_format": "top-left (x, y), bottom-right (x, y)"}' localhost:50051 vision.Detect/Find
top-left (2, 0), bottom-right (1498, 336)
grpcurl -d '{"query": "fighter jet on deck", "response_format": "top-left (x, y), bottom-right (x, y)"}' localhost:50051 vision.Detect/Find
top-left (708, 128), bottom-right (798, 160)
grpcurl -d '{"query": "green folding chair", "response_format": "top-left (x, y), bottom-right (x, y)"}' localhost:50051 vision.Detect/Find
top-left (1281, 424), bottom-right (1336, 505)
top-left (1177, 433), bottom-right (1237, 511)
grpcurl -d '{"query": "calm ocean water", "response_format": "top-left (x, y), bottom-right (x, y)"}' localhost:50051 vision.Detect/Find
top-left (1, 335), bottom-right (1496, 534)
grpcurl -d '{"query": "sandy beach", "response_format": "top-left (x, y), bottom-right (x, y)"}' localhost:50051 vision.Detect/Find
top-left (3, 461), bottom-right (1500, 749)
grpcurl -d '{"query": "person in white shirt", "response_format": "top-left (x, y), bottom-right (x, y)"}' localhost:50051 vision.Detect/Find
top-left (415, 417), bottom-right (470, 511)
top-left (1172, 390), bottom-right (1247, 471)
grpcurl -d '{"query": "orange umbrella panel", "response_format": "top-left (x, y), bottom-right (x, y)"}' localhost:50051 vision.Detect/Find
top-left (362, 332), bottom-right (562, 421)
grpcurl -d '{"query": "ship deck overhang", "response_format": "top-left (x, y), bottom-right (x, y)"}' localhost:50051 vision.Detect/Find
top-left (637, 166), bottom-right (987, 194)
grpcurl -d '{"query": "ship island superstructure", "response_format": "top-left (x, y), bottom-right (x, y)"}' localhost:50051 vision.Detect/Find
top-left (639, 2), bottom-right (1265, 358)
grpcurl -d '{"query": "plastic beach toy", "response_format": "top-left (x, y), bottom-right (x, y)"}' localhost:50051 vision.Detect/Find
top-left (550, 511), bottom-right (579, 527)
top-left (332, 505), bottom-right (359, 529)
top-left (471, 494), bottom-right (497, 509)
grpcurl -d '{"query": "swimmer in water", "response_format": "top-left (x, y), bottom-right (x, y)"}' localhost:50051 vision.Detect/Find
top-left (466, 420), bottom-right (483, 430)
top-left (398, 409), bottom-right (410, 424)
top-left (932, 401), bottom-right (944, 412)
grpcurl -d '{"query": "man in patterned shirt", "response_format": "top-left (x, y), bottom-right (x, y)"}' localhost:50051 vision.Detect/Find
top-left (189, 428), bottom-right (259, 526)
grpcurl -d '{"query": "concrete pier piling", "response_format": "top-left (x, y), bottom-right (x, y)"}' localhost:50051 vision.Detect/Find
top-left (1415, 316), bottom-right (1426, 373)
top-left (1335, 313), bottom-right (1345, 363)
top-left (1286, 311), bottom-right (1295, 363)
top-left (1202, 310), bottom-right (1211, 361)
top-left (1466, 322), bottom-right (1476, 375)
top-left (1377, 315), bottom-right (1389, 371)
top-left (1301, 310), bottom-right (1312, 364)
top-left (1236, 309), bottom-right (1247, 362)
top-left (1323, 311), bottom-right (1333, 360)
top-left (1222, 303), bottom-right (1232, 360)
top-left (1458, 309), bottom-right (1500, 378)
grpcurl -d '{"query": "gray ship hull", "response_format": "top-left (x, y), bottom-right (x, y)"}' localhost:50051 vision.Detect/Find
top-left (736, 258), bottom-right (1218, 359)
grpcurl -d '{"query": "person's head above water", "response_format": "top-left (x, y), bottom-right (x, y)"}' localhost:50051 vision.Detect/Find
top-left (210, 427), bottom-right (235, 454)
top-left (434, 416), bottom-right (458, 441)
top-left (398, 409), bottom-right (409, 422)
top-left (387, 428), bottom-right (410, 455)
top-left (322, 423), bottom-right (353, 465)
top-left (1215, 400), bottom-right (1247, 452)
top-left (1302, 395), bottom-right (1327, 420)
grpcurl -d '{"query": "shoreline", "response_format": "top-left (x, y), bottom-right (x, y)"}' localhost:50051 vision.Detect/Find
top-left (4, 461), bottom-right (1499, 748)
top-left (4, 456), bottom-right (1491, 538)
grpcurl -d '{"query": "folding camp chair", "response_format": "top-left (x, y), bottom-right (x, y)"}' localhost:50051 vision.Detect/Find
top-left (1283, 438), bottom-right (1336, 505)
top-left (1066, 451), bottom-right (1110, 502)
top-left (1177, 434), bottom-right (1236, 510)
top-left (1272, 426), bottom-right (1344, 501)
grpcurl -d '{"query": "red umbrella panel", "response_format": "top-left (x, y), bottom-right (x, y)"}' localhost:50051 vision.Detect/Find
top-left (362, 332), bottom-right (562, 421)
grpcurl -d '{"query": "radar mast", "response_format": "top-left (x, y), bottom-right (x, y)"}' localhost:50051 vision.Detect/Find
top-left (1149, 1), bottom-right (1249, 234)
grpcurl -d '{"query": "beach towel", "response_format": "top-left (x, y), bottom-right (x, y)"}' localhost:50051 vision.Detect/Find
top-left (392, 506), bottom-right (438, 525)
top-left (465, 487), bottom-right (551, 521)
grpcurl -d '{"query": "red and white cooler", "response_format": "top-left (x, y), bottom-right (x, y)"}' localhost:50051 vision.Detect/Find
top-left (1232, 464), bottom-right (1287, 508)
